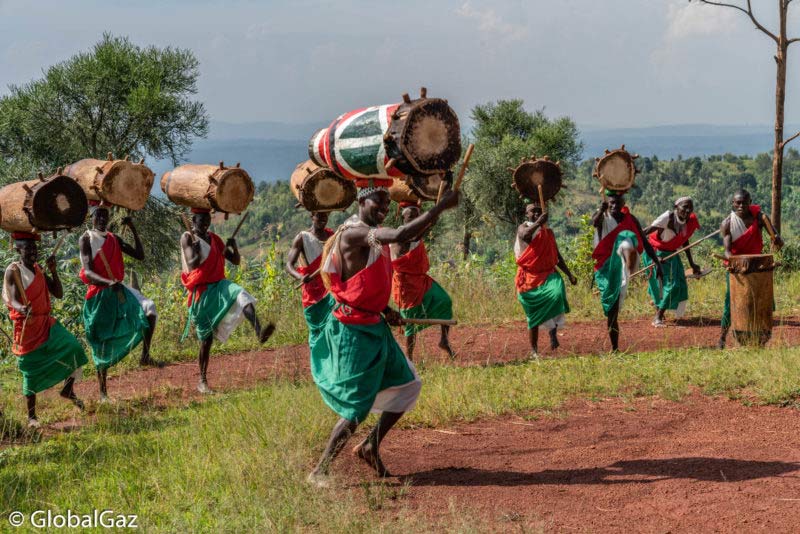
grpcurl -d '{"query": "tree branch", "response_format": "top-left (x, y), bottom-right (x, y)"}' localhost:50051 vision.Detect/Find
top-left (781, 130), bottom-right (800, 149)
top-left (697, 0), bottom-right (779, 43)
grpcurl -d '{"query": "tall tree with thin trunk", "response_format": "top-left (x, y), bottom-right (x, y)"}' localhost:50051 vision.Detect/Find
top-left (694, 0), bottom-right (800, 232)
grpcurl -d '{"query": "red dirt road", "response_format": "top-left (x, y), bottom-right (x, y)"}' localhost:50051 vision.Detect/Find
top-left (72, 316), bottom-right (800, 405)
top-left (347, 395), bottom-right (800, 533)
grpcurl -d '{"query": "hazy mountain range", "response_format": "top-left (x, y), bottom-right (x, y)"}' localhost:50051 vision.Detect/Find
top-left (148, 122), bottom-right (794, 185)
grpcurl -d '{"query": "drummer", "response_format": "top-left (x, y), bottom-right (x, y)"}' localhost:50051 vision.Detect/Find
top-left (390, 200), bottom-right (455, 360)
top-left (285, 211), bottom-right (335, 353)
top-left (515, 200), bottom-right (577, 357)
top-left (641, 197), bottom-right (703, 327)
top-left (592, 192), bottom-right (662, 352)
top-left (718, 189), bottom-right (783, 348)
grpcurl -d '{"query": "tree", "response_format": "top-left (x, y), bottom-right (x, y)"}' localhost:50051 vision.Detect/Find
top-left (465, 100), bottom-right (583, 230)
top-left (0, 34), bottom-right (210, 273)
top-left (693, 1), bottom-right (800, 232)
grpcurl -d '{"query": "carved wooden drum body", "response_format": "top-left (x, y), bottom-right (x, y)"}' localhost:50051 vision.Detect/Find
top-left (290, 160), bottom-right (356, 212)
top-left (0, 174), bottom-right (88, 232)
top-left (161, 163), bottom-right (255, 214)
top-left (64, 156), bottom-right (154, 211)
top-left (728, 254), bottom-right (775, 346)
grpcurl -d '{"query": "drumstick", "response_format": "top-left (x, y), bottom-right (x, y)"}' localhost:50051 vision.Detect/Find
top-left (400, 318), bottom-right (458, 326)
top-left (628, 229), bottom-right (721, 280)
top-left (51, 232), bottom-right (67, 257)
top-left (760, 212), bottom-right (781, 251)
top-left (229, 211), bottom-right (249, 241)
top-left (180, 213), bottom-right (198, 244)
top-left (436, 180), bottom-right (447, 203)
top-left (453, 144), bottom-right (475, 193)
top-left (537, 184), bottom-right (547, 230)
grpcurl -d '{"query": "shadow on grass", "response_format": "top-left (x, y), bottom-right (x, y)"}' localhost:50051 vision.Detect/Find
top-left (405, 457), bottom-right (800, 486)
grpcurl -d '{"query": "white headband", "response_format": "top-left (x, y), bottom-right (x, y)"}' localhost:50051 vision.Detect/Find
top-left (357, 186), bottom-right (389, 200)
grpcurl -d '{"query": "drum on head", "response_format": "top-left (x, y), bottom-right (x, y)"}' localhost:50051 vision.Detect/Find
top-left (593, 145), bottom-right (638, 193)
top-left (290, 160), bottom-right (356, 212)
top-left (510, 156), bottom-right (563, 202)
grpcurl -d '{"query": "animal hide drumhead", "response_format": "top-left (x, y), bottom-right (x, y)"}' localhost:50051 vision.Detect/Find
top-left (407, 173), bottom-right (450, 201)
top-left (401, 99), bottom-right (461, 175)
top-left (302, 169), bottom-right (356, 212)
top-left (594, 148), bottom-right (636, 192)
top-left (512, 158), bottom-right (563, 201)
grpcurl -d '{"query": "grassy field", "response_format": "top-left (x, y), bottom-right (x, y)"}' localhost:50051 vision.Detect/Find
top-left (3, 341), bottom-right (800, 531)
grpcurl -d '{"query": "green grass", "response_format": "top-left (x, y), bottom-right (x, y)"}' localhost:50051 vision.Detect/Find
top-left (3, 343), bottom-right (800, 531)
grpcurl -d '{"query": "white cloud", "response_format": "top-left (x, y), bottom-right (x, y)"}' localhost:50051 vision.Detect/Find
top-left (665, 0), bottom-right (739, 41)
top-left (455, 2), bottom-right (527, 44)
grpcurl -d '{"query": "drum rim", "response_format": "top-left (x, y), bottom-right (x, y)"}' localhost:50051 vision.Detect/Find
top-left (397, 98), bottom-right (462, 176)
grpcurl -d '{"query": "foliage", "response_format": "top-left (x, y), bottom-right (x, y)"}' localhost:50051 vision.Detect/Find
top-left (465, 100), bottom-right (583, 229)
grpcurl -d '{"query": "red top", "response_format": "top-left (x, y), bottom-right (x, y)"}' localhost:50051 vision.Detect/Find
top-left (181, 232), bottom-right (226, 306)
top-left (730, 205), bottom-right (764, 256)
top-left (391, 241), bottom-right (433, 310)
top-left (7, 265), bottom-right (55, 355)
top-left (329, 245), bottom-right (393, 325)
top-left (592, 208), bottom-right (644, 271)
top-left (516, 228), bottom-right (558, 293)
top-left (79, 232), bottom-right (125, 301)
top-left (648, 213), bottom-right (700, 252)
top-left (297, 229), bottom-right (335, 308)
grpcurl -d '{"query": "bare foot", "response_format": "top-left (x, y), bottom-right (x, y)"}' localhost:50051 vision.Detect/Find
top-left (528, 350), bottom-right (540, 360)
top-left (98, 395), bottom-right (112, 405)
top-left (438, 339), bottom-right (455, 359)
top-left (306, 471), bottom-right (332, 488)
top-left (259, 323), bottom-right (276, 344)
top-left (197, 382), bottom-right (214, 395)
top-left (549, 328), bottom-right (560, 350)
top-left (140, 357), bottom-right (166, 368)
top-left (352, 441), bottom-right (393, 478)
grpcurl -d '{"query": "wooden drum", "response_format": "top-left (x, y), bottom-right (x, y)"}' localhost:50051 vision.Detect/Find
top-left (728, 254), bottom-right (775, 346)
top-left (593, 145), bottom-right (638, 193)
top-left (511, 156), bottom-right (563, 201)
top-left (64, 155), bottom-right (154, 211)
top-left (290, 160), bottom-right (356, 212)
top-left (161, 162), bottom-right (255, 214)
top-left (0, 173), bottom-right (88, 232)
top-left (308, 88), bottom-right (461, 181)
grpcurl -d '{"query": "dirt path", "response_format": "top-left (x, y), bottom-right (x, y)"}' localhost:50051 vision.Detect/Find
top-left (67, 315), bottom-right (800, 406)
top-left (342, 395), bottom-right (800, 533)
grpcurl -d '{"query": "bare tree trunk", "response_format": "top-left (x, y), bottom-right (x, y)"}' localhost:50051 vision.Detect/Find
top-left (771, 1), bottom-right (788, 233)
top-left (462, 228), bottom-right (472, 261)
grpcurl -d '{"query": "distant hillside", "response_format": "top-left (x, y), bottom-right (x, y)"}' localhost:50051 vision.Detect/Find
top-left (149, 123), bottom-right (796, 185)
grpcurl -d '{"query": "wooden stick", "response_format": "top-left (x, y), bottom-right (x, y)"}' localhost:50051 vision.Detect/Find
top-left (230, 211), bottom-right (249, 241)
top-left (436, 179), bottom-right (447, 203)
top-left (51, 232), bottom-right (67, 257)
top-left (537, 183), bottom-right (547, 230)
top-left (629, 229), bottom-right (722, 280)
top-left (400, 318), bottom-right (458, 326)
top-left (760, 212), bottom-right (781, 251)
top-left (181, 213), bottom-right (197, 244)
top-left (453, 144), bottom-right (475, 193)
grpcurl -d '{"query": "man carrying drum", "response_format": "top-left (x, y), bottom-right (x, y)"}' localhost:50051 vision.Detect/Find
top-left (642, 197), bottom-right (703, 327)
top-left (390, 200), bottom-right (455, 360)
top-left (515, 201), bottom-right (577, 357)
top-left (306, 182), bottom-right (459, 488)
top-left (180, 207), bottom-right (275, 393)
top-left (79, 202), bottom-right (162, 403)
top-left (718, 189), bottom-right (783, 348)
top-left (592, 192), bottom-right (663, 352)
top-left (286, 211), bottom-right (335, 353)
top-left (4, 232), bottom-right (87, 427)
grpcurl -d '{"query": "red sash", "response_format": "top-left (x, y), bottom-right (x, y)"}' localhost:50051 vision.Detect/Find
top-left (648, 213), bottom-right (700, 252)
top-left (297, 229), bottom-right (334, 308)
top-left (80, 232), bottom-right (125, 300)
top-left (181, 232), bottom-right (226, 306)
top-left (391, 241), bottom-right (433, 309)
top-left (7, 265), bottom-right (55, 355)
top-left (330, 246), bottom-right (393, 325)
top-left (592, 208), bottom-right (644, 271)
top-left (730, 205), bottom-right (763, 256)
top-left (515, 228), bottom-right (558, 293)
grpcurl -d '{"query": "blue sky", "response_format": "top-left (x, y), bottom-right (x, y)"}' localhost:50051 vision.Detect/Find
top-left (1, 0), bottom-right (799, 128)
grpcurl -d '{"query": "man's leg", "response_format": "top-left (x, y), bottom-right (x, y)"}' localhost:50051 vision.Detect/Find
top-left (97, 369), bottom-right (109, 402)
top-left (198, 337), bottom-right (214, 394)
top-left (353, 411), bottom-right (404, 477)
top-left (308, 417), bottom-right (360, 487)
top-left (527, 326), bottom-right (539, 357)
top-left (243, 303), bottom-right (276, 344)
top-left (608, 298), bottom-right (621, 352)
top-left (25, 394), bottom-right (38, 427)
top-left (653, 308), bottom-right (666, 327)
top-left (405, 333), bottom-right (416, 361)
top-left (140, 314), bottom-right (164, 367)
top-left (59, 375), bottom-right (84, 410)
top-left (549, 326), bottom-right (560, 350)
top-left (438, 325), bottom-right (454, 358)
top-left (719, 274), bottom-right (731, 348)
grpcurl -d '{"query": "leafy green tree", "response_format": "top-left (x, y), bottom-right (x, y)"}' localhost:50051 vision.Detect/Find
top-left (465, 100), bottom-right (583, 229)
top-left (0, 34), bottom-right (209, 274)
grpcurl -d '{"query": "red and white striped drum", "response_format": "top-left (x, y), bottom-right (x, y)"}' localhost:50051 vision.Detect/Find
top-left (308, 89), bottom-right (461, 182)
